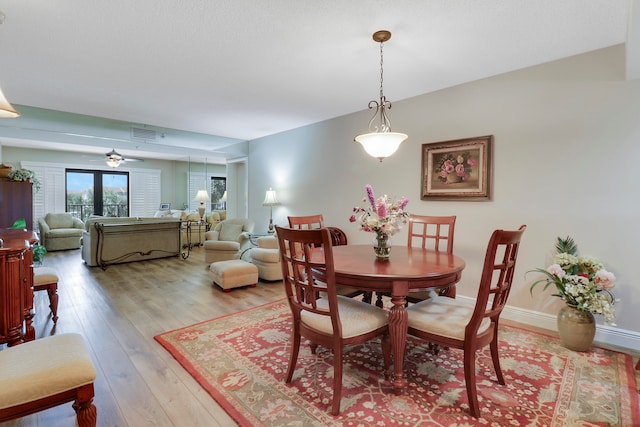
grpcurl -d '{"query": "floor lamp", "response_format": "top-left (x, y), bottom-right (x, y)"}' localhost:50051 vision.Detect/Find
top-left (262, 188), bottom-right (280, 234)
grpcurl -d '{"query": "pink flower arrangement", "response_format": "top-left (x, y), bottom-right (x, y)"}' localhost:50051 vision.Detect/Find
top-left (349, 184), bottom-right (409, 236)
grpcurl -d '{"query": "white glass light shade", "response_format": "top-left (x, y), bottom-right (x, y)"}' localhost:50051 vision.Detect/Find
top-left (0, 86), bottom-right (19, 118)
top-left (106, 157), bottom-right (121, 168)
top-left (194, 190), bottom-right (211, 203)
top-left (262, 188), bottom-right (280, 206)
top-left (219, 191), bottom-right (227, 202)
top-left (354, 131), bottom-right (408, 162)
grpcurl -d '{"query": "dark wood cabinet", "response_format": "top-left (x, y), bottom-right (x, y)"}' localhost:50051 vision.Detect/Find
top-left (0, 180), bottom-right (33, 230)
top-left (0, 229), bottom-right (37, 346)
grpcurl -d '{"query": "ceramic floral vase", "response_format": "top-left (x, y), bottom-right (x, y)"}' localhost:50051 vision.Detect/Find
top-left (557, 304), bottom-right (595, 352)
top-left (372, 232), bottom-right (392, 260)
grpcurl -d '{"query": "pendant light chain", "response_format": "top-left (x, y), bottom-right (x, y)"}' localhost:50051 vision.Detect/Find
top-left (379, 41), bottom-right (385, 100)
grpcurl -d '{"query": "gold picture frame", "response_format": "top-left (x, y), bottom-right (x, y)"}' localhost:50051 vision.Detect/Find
top-left (421, 135), bottom-right (493, 201)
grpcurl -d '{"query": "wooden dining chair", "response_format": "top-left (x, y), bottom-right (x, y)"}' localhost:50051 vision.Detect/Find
top-left (375, 214), bottom-right (457, 308)
top-left (275, 225), bottom-right (390, 415)
top-left (405, 225), bottom-right (526, 418)
top-left (288, 214), bottom-right (370, 302)
top-left (287, 214), bottom-right (324, 230)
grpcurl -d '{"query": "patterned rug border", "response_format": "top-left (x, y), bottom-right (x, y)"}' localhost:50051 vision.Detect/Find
top-left (155, 299), bottom-right (282, 426)
top-left (154, 298), bottom-right (640, 426)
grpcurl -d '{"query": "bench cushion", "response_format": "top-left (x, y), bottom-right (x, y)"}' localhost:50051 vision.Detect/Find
top-left (0, 333), bottom-right (96, 409)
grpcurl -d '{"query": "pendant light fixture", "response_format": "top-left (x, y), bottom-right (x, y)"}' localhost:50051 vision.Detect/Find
top-left (0, 86), bottom-right (19, 118)
top-left (354, 30), bottom-right (407, 162)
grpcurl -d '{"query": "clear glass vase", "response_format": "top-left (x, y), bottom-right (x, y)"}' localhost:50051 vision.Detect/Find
top-left (372, 232), bottom-right (392, 260)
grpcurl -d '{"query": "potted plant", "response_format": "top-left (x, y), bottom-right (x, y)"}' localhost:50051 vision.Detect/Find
top-left (0, 163), bottom-right (12, 178)
top-left (8, 168), bottom-right (41, 192)
top-left (32, 243), bottom-right (47, 266)
top-left (528, 236), bottom-right (617, 351)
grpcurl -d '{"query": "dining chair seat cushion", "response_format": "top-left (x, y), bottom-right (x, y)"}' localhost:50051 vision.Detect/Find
top-left (301, 296), bottom-right (388, 339)
top-left (407, 296), bottom-right (491, 341)
top-left (33, 267), bottom-right (59, 286)
top-left (0, 333), bottom-right (96, 409)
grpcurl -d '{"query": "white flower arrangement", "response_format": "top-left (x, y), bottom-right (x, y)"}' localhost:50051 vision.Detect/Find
top-left (529, 236), bottom-right (617, 324)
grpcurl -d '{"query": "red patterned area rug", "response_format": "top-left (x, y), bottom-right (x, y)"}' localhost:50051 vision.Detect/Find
top-left (155, 299), bottom-right (640, 426)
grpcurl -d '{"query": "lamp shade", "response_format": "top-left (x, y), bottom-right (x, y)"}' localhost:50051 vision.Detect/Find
top-left (194, 189), bottom-right (211, 203)
top-left (262, 188), bottom-right (280, 206)
top-left (219, 190), bottom-right (227, 202)
top-left (354, 131), bottom-right (408, 161)
top-left (0, 86), bottom-right (19, 118)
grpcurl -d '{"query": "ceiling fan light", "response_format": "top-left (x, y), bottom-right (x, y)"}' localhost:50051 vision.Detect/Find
top-left (106, 157), bottom-right (121, 168)
top-left (354, 131), bottom-right (407, 162)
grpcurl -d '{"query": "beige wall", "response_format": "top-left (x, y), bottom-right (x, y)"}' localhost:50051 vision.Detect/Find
top-left (247, 45), bottom-right (640, 347)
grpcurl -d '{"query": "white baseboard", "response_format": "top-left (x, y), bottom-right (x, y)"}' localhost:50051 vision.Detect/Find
top-left (455, 295), bottom-right (640, 354)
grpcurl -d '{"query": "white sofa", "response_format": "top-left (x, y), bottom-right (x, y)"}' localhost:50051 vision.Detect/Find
top-left (81, 216), bottom-right (181, 268)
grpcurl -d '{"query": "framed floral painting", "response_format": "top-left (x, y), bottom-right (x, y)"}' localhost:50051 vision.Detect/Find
top-left (421, 135), bottom-right (493, 201)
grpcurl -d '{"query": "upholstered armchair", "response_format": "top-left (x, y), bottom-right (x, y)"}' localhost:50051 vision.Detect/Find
top-left (250, 235), bottom-right (282, 281)
top-left (203, 218), bottom-right (255, 264)
top-left (38, 213), bottom-right (85, 251)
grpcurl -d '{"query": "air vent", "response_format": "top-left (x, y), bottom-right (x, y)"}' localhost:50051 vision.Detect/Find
top-left (131, 127), bottom-right (157, 141)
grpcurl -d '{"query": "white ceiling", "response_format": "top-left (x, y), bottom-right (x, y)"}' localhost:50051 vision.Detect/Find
top-left (0, 0), bottom-right (634, 161)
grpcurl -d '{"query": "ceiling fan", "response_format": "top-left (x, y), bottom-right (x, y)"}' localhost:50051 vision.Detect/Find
top-left (103, 149), bottom-right (144, 168)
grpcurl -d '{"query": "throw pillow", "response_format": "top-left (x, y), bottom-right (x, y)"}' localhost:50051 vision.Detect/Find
top-left (219, 223), bottom-right (243, 241)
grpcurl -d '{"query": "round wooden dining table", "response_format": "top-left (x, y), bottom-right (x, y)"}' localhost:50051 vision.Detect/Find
top-left (331, 244), bottom-right (466, 394)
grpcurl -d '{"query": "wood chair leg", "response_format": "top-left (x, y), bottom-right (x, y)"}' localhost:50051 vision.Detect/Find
top-left (464, 349), bottom-right (480, 418)
top-left (331, 346), bottom-right (343, 416)
top-left (47, 286), bottom-right (59, 323)
top-left (73, 384), bottom-right (97, 427)
top-left (286, 329), bottom-right (301, 383)
top-left (490, 339), bottom-right (505, 384)
top-left (381, 333), bottom-right (391, 380)
top-left (375, 293), bottom-right (384, 308)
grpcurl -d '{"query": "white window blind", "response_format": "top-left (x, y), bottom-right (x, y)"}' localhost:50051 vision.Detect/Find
top-left (130, 169), bottom-right (161, 216)
top-left (22, 162), bottom-right (66, 230)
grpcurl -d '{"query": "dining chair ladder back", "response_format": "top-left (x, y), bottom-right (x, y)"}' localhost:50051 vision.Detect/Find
top-left (406, 224), bottom-right (526, 418)
top-left (289, 214), bottom-right (370, 302)
top-left (376, 214), bottom-right (457, 308)
top-left (275, 225), bottom-right (390, 415)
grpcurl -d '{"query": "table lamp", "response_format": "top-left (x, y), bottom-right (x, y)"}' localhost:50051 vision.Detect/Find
top-left (262, 188), bottom-right (280, 234)
top-left (194, 190), bottom-right (210, 221)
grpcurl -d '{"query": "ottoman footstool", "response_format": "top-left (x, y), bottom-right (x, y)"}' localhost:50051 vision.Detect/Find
top-left (209, 260), bottom-right (259, 292)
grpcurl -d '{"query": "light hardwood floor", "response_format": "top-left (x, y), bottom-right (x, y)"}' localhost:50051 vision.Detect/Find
top-left (1, 247), bottom-right (284, 427)
top-left (1, 248), bottom-right (638, 426)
